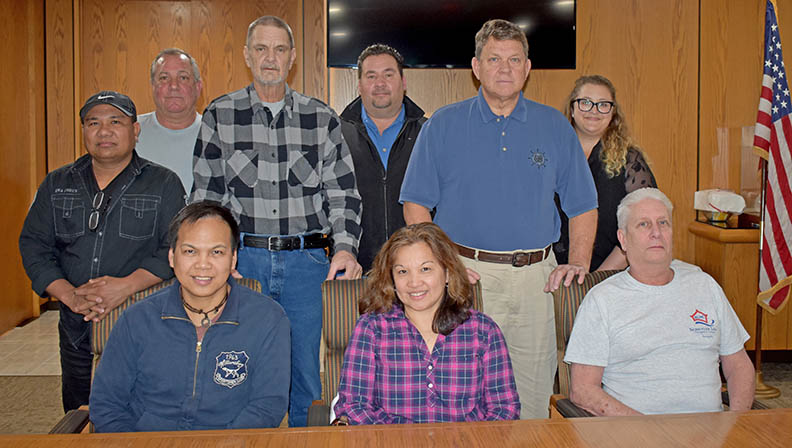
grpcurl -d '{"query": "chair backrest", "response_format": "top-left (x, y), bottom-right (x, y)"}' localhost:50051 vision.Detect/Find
top-left (320, 279), bottom-right (483, 406)
top-left (91, 277), bottom-right (262, 369)
top-left (552, 270), bottom-right (620, 397)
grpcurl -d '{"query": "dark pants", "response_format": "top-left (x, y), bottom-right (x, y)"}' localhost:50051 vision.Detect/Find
top-left (58, 305), bottom-right (93, 412)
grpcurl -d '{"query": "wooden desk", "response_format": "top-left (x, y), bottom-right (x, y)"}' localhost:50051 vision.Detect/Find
top-left (688, 221), bottom-right (791, 350)
top-left (3, 409), bottom-right (792, 447)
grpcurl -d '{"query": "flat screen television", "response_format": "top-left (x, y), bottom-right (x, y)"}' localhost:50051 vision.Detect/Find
top-left (327, 0), bottom-right (576, 69)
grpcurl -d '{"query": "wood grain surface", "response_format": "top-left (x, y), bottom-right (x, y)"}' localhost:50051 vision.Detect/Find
top-left (0, 0), bottom-right (46, 334)
top-left (3, 409), bottom-right (792, 447)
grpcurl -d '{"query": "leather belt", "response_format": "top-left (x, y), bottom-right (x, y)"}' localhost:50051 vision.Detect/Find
top-left (455, 243), bottom-right (551, 267)
top-left (243, 233), bottom-right (330, 251)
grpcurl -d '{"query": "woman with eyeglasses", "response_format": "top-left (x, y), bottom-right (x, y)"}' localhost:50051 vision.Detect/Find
top-left (553, 75), bottom-right (657, 271)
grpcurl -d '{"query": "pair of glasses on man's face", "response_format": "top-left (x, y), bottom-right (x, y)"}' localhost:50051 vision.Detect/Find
top-left (89, 191), bottom-right (109, 231)
top-left (573, 98), bottom-right (614, 114)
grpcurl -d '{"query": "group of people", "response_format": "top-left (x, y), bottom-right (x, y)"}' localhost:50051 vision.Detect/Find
top-left (18, 15), bottom-right (755, 432)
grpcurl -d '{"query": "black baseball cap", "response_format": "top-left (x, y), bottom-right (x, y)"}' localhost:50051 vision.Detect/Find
top-left (79, 90), bottom-right (137, 123)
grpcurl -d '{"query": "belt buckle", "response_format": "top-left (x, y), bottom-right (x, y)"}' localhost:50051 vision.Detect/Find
top-left (268, 236), bottom-right (279, 251)
top-left (511, 252), bottom-right (524, 267)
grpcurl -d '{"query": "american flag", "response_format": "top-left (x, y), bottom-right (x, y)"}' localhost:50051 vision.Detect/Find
top-left (754, 0), bottom-right (792, 315)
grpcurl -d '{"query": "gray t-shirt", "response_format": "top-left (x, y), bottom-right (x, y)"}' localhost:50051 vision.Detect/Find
top-left (136, 111), bottom-right (201, 192)
top-left (564, 260), bottom-right (749, 414)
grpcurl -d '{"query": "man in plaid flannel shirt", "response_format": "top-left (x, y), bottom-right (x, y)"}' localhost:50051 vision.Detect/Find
top-left (191, 15), bottom-right (362, 427)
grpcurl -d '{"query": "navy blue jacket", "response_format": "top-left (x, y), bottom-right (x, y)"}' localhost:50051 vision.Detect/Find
top-left (89, 279), bottom-right (290, 432)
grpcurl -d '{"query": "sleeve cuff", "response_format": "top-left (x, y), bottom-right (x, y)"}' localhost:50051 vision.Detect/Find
top-left (137, 258), bottom-right (174, 282)
top-left (31, 269), bottom-right (66, 297)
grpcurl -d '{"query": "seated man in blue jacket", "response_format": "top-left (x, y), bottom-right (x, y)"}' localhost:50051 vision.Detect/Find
top-left (90, 201), bottom-right (290, 432)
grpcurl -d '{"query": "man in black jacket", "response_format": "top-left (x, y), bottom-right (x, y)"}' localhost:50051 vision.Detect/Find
top-left (340, 44), bottom-right (426, 271)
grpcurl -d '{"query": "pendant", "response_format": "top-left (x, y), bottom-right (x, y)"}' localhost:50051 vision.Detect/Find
top-left (201, 316), bottom-right (211, 327)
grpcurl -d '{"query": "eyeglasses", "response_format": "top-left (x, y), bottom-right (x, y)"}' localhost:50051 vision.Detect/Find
top-left (88, 191), bottom-right (109, 231)
top-left (572, 98), bottom-right (614, 114)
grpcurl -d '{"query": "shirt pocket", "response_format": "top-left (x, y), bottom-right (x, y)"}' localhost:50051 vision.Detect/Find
top-left (436, 352), bottom-right (480, 410)
top-left (226, 149), bottom-right (259, 188)
top-left (287, 147), bottom-right (321, 190)
top-left (51, 193), bottom-right (85, 239)
top-left (118, 195), bottom-right (160, 240)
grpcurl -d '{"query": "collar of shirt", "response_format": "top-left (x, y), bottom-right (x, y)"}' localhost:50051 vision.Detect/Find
top-left (248, 83), bottom-right (295, 122)
top-left (474, 87), bottom-right (529, 123)
top-left (382, 305), bottom-right (446, 354)
top-left (76, 150), bottom-right (147, 199)
top-left (360, 103), bottom-right (406, 168)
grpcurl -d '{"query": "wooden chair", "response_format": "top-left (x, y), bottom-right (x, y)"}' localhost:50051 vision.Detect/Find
top-left (307, 279), bottom-right (484, 426)
top-left (49, 277), bottom-right (262, 433)
top-left (547, 270), bottom-right (768, 418)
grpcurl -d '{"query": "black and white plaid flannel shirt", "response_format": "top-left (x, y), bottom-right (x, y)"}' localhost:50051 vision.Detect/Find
top-left (191, 84), bottom-right (361, 254)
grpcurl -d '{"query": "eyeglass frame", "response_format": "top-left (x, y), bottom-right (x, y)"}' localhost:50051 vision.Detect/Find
top-left (88, 191), bottom-right (110, 231)
top-left (572, 98), bottom-right (615, 114)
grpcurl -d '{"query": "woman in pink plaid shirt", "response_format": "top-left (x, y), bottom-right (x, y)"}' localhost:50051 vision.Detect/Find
top-left (333, 223), bottom-right (520, 424)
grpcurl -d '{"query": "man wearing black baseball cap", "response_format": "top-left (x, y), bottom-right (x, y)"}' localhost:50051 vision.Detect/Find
top-left (19, 90), bottom-right (186, 412)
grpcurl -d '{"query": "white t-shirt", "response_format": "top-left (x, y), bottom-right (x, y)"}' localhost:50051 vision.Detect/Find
top-left (564, 260), bottom-right (749, 414)
top-left (136, 111), bottom-right (201, 193)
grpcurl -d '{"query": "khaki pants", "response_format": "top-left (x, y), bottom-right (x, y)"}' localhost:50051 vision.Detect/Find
top-left (461, 249), bottom-right (557, 419)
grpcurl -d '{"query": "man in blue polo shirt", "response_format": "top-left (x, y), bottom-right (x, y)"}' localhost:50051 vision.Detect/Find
top-left (400, 19), bottom-right (598, 419)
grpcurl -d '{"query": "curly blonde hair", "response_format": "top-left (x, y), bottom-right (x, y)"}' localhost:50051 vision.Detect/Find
top-left (360, 223), bottom-right (472, 335)
top-left (564, 75), bottom-right (634, 178)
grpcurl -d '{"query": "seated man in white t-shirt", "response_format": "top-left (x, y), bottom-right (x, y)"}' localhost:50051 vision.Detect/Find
top-left (564, 188), bottom-right (755, 416)
top-left (136, 48), bottom-right (203, 192)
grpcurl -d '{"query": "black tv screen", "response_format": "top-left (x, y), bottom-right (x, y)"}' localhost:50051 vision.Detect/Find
top-left (327, 0), bottom-right (576, 69)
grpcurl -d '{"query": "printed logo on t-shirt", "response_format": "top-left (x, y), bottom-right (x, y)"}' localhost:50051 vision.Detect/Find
top-left (689, 309), bottom-right (718, 338)
top-left (530, 149), bottom-right (548, 169)
top-left (214, 350), bottom-right (249, 389)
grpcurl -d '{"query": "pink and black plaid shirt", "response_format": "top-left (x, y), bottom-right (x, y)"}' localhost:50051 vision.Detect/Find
top-left (334, 307), bottom-right (520, 424)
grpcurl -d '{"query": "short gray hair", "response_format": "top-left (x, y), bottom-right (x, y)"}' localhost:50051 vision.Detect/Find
top-left (474, 19), bottom-right (529, 60)
top-left (616, 188), bottom-right (674, 230)
top-left (247, 15), bottom-right (294, 49)
top-left (150, 48), bottom-right (201, 83)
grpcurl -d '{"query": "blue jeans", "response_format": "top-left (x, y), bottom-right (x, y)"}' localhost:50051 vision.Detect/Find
top-left (58, 304), bottom-right (93, 412)
top-left (236, 237), bottom-right (328, 427)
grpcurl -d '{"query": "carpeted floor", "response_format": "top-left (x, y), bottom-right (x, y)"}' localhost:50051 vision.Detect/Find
top-left (1, 363), bottom-right (791, 434)
top-left (0, 376), bottom-right (63, 434)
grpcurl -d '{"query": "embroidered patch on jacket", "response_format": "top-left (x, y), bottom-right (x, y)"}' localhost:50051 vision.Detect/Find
top-left (214, 351), bottom-right (249, 389)
top-left (530, 149), bottom-right (548, 169)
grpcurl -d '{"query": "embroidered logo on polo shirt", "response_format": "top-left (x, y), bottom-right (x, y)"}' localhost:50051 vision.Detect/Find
top-left (214, 351), bottom-right (249, 388)
top-left (530, 149), bottom-right (547, 169)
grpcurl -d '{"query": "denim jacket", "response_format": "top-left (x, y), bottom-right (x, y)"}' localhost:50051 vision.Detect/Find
top-left (19, 151), bottom-right (186, 346)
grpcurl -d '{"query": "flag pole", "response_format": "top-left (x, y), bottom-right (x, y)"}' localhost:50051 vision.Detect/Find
top-left (754, 157), bottom-right (780, 399)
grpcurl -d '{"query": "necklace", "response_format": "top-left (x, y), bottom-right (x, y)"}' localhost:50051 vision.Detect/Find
top-left (181, 287), bottom-right (229, 328)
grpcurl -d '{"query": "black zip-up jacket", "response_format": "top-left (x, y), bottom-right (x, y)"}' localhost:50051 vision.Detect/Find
top-left (340, 96), bottom-right (426, 271)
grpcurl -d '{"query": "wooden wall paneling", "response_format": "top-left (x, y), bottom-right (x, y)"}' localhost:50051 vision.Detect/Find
top-left (0, 0), bottom-right (45, 333)
top-left (699, 1), bottom-right (764, 194)
top-left (46, 0), bottom-right (77, 171)
top-left (78, 0), bottom-right (303, 131)
top-left (327, 0), bottom-right (699, 263)
top-left (303, 0), bottom-right (326, 102)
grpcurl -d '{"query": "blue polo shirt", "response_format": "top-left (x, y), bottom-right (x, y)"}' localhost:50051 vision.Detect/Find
top-left (399, 89), bottom-right (597, 251)
top-left (361, 103), bottom-right (406, 169)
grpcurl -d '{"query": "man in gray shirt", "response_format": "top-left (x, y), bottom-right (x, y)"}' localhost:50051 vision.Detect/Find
top-left (136, 48), bottom-right (202, 192)
top-left (565, 188), bottom-right (755, 415)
